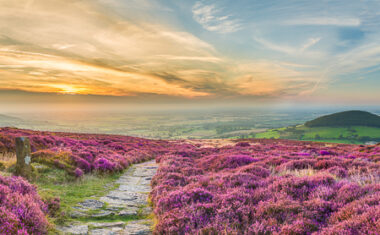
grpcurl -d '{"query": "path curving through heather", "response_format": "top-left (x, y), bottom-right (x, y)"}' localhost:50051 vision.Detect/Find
top-left (58, 160), bottom-right (158, 235)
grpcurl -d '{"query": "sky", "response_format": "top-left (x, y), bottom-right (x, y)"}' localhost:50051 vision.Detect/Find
top-left (0, 0), bottom-right (380, 110)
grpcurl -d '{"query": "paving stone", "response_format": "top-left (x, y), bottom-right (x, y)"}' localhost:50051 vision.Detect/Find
top-left (91, 211), bottom-right (114, 218)
top-left (57, 225), bottom-right (89, 235)
top-left (118, 208), bottom-right (138, 217)
top-left (90, 227), bottom-right (122, 235)
top-left (70, 211), bottom-right (87, 218)
top-left (67, 160), bottom-right (157, 235)
top-left (118, 220), bottom-right (152, 235)
top-left (88, 222), bottom-right (125, 228)
top-left (139, 207), bottom-right (152, 216)
top-left (78, 199), bottom-right (104, 210)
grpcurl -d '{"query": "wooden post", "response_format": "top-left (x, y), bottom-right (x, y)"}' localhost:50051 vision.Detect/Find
top-left (15, 137), bottom-right (32, 179)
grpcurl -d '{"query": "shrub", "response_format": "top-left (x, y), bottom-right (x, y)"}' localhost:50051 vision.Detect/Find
top-left (151, 139), bottom-right (379, 234)
top-left (0, 175), bottom-right (49, 234)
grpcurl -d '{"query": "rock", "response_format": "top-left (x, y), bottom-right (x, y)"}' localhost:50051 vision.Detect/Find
top-left (139, 207), bottom-right (152, 216)
top-left (100, 191), bottom-right (147, 208)
top-left (119, 220), bottom-right (152, 235)
top-left (106, 207), bottom-right (122, 211)
top-left (90, 227), bottom-right (122, 235)
top-left (88, 222), bottom-right (125, 228)
top-left (118, 208), bottom-right (138, 217)
top-left (70, 211), bottom-right (87, 218)
top-left (79, 199), bottom-right (104, 210)
top-left (15, 137), bottom-right (32, 179)
top-left (91, 211), bottom-right (114, 218)
top-left (57, 225), bottom-right (89, 235)
top-left (65, 160), bottom-right (157, 235)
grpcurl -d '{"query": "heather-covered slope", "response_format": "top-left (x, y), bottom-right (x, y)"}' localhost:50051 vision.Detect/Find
top-left (1, 128), bottom-right (380, 234)
top-left (0, 127), bottom-right (173, 175)
top-left (0, 175), bottom-right (49, 235)
top-left (0, 127), bottom-right (178, 234)
top-left (151, 139), bottom-right (380, 234)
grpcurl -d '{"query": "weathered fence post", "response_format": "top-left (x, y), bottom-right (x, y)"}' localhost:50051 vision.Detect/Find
top-left (15, 137), bottom-right (32, 179)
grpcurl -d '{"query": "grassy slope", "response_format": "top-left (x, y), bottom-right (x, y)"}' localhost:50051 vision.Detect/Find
top-left (34, 164), bottom-right (123, 222)
top-left (254, 125), bottom-right (380, 144)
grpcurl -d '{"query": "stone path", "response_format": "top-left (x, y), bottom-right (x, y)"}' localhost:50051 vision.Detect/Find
top-left (57, 160), bottom-right (158, 235)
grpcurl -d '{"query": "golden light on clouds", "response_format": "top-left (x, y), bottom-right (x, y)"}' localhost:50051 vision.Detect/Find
top-left (49, 84), bottom-right (88, 95)
top-left (0, 0), bottom-right (318, 100)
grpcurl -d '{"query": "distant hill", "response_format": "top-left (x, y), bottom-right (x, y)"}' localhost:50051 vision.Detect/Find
top-left (253, 110), bottom-right (380, 144)
top-left (0, 114), bottom-right (21, 122)
top-left (305, 110), bottom-right (380, 128)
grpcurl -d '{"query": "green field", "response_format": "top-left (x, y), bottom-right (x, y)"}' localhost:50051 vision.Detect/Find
top-left (252, 125), bottom-right (380, 144)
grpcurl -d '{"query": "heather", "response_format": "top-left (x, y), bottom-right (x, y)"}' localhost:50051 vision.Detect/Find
top-left (151, 139), bottom-right (380, 234)
top-left (0, 127), bottom-right (175, 234)
top-left (0, 127), bottom-right (172, 175)
top-left (0, 175), bottom-right (49, 234)
top-left (1, 127), bottom-right (379, 234)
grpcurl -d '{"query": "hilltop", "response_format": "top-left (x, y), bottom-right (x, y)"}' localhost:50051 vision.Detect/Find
top-left (305, 110), bottom-right (380, 127)
top-left (254, 110), bottom-right (380, 144)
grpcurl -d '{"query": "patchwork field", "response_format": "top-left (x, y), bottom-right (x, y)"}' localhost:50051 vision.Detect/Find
top-left (254, 125), bottom-right (380, 144)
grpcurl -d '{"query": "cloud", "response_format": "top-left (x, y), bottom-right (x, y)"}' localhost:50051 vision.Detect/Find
top-left (254, 37), bottom-right (322, 55)
top-left (301, 37), bottom-right (321, 51)
top-left (0, 0), bottom-right (221, 98)
top-left (285, 17), bottom-right (361, 27)
top-left (2, 0), bottom-right (364, 103)
top-left (192, 1), bottom-right (242, 33)
top-left (253, 37), bottom-right (296, 54)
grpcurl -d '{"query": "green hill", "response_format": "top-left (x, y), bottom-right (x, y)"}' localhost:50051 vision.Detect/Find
top-left (305, 110), bottom-right (380, 127)
top-left (253, 110), bottom-right (380, 144)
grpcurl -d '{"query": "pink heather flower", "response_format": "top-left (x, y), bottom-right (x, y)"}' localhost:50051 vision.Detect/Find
top-left (74, 168), bottom-right (84, 178)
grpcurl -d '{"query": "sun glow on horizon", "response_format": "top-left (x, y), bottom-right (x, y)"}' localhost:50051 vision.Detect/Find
top-left (0, 0), bottom-right (379, 103)
top-left (49, 84), bottom-right (87, 95)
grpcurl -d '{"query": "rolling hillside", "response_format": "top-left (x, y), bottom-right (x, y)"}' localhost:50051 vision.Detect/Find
top-left (254, 111), bottom-right (380, 144)
top-left (305, 110), bottom-right (380, 127)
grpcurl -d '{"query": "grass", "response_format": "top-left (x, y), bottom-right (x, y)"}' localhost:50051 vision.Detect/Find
top-left (253, 125), bottom-right (380, 144)
top-left (301, 127), bottom-right (351, 139)
top-left (300, 138), bottom-right (363, 144)
top-left (255, 129), bottom-right (280, 139)
top-left (0, 153), bottom-right (154, 228)
top-left (32, 164), bottom-right (124, 224)
top-left (0, 152), bottom-right (16, 168)
top-left (273, 166), bottom-right (318, 177)
top-left (76, 205), bottom-right (152, 224)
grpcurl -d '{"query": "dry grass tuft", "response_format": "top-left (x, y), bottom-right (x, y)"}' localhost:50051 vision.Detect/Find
top-left (0, 152), bottom-right (16, 169)
top-left (273, 166), bottom-right (318, 177)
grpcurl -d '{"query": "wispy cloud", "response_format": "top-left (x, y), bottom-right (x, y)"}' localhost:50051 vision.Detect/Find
top-left (0, 0), bottom-right (221, 98)
top-left (254, 37), bottom-right (322, 55)
top-left (301, 37), bottom-right (321, 51)
top-left (253, 37), bottom-right (296, 54)
top-left (285, 17), bottom-right (361, 27)
top-left (1, 0), bottom-right (379, 103)
top-left (192, 1), bottom-right (242, 33)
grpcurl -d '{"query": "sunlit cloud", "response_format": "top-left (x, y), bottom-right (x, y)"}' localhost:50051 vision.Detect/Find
top-left (0, 0), bottom-right (379, 104)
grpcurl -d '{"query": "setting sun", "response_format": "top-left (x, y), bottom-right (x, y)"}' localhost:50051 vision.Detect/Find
top-left (50, 84), bottom-right (87, 95)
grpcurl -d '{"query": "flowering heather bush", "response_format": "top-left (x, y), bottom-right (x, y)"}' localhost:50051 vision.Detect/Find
top-left (0, 127), bottom-right (180, 234)
top-left (74, 168), bottom-right (84, 178)
top-left (151, 139), bottom-right (380, 234)
top-left (0, 175), bottom-right (49, 234)
top-left (0, 127), bottom-right (174, 175)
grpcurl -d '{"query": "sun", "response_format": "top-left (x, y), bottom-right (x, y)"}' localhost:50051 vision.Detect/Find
top-left (50, 84), bottom-right (87, 95)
